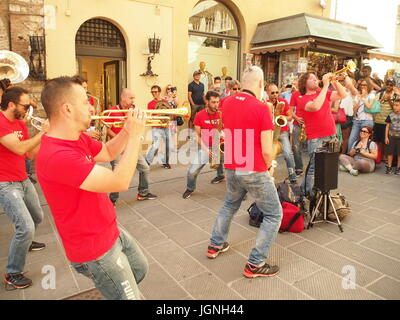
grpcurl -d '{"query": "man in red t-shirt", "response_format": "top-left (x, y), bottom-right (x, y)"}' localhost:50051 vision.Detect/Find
top-left (104, 88), bottom-right (157, 205)
top-left (290, 87), bottom-right (305, 176)
top-left (146, 85), bottom-right (172, 169)
top-left (0, 87), bottom-right (49, 290)
top-left (36, 77), bottom-right (148, 300)
top-left (182, 91), bottom-right (224, 199)
top-left (267, 83), bottom-right (296, 182)
top-left (298, 72), bottom-right (347, 196)
top-left (207, 66), bottom-right (282, 278)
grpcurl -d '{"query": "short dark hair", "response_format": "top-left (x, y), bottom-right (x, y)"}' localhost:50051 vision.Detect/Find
top-left (214, 76), bottom-right (221, 82)
top-left (225, 76), bottom-right (233, 81)
top-left (151, 85), bottom-right (161, 92)
top-left (71, 75), bottom-right (88, 85)
top-left (205, 90), bottom-right (220, 101)
top-left (0, 86), bottom-right (29, 111)
top-left (41, 76), bottom-right (82, 118)
top-left (0, 78), bottom-right (11, 91)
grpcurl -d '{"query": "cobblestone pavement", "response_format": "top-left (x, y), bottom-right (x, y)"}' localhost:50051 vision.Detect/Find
top-left (1, 155), bottom-right (399, 300)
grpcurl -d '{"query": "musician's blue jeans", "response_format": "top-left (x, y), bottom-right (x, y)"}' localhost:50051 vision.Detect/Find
top-left (146, 127), bottom-right (171, 165)
top-left (210, 169), bottom-right (282, 266)
top-left (0, 179), bottom-right (43, 274)
top-left (292, 124), bottom-right (304, 171)
top-left (301, 135), bottom-right (335, 196)
top-left (71, 227), bottom-right (148, 300)
top-left (109, 154), bottom-right (150, 202)
top-left (187, 148), bottom-right (224, 191)
top-left (278, 131), bottom-right (297, 181)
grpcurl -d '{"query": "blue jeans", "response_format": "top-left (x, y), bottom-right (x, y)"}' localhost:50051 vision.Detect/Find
top-left (187, 148), bottom-right (224, 191)
top-left (210, 169), bottom-right (282, 266)
top-left (0, 179), bottom-right (44, 274)
top-left (301, 135), bottom-right (335, 196)
top-left (146, 127), bottom-right (171, 165)
top-left (347, 119), bottom-right (374, 153)
top-left (292, 124), bottom-right (304, 171)
top-left (71, 228), bottom-right (148, 300)
top-left (278, 131), bottom-right (296, 180)
top-left (109, 154), bottom-right (150, 202)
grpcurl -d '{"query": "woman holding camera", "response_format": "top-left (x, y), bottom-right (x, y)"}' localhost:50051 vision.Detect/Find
top-left (338, 126), bottom-right (377, 176)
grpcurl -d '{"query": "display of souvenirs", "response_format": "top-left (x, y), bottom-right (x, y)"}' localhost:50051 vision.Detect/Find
top-left (307, 52), bottom-right (338, 77)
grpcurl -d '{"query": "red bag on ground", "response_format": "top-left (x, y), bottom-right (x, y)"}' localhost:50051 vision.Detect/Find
top-left (279, 202), bottom-right (304, 233)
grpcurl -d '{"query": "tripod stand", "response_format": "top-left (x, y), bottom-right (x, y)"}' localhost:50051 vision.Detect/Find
top-left (307, 190), bottom-right (343, 232)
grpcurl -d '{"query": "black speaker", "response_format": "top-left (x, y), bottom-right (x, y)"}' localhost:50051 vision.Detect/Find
top-left (314, 151), bottom-right (339, 192)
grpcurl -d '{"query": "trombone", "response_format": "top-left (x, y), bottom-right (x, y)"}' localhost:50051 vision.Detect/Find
top-left (91, 104), bottom-right (191, 128)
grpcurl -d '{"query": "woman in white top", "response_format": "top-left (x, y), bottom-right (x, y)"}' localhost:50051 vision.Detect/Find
top-left (347, 79), bottom-right (376, 153)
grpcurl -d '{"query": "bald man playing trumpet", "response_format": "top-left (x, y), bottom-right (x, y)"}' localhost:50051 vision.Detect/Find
top-left (36, 76), bottom-right (149, 300)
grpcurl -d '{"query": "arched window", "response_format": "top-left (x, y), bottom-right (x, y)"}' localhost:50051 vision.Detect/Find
top-left (188, 1), bottom-right (241, 88)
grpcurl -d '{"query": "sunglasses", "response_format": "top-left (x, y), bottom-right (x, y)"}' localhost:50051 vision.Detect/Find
top-left (18, 103), bottom-right (31, 110)
top-left (270, 91), bottom-right (279, 94)
top-left (232, 87), bottom-right (241, 91)
top-left (360, 130), bottom-right (369, 133)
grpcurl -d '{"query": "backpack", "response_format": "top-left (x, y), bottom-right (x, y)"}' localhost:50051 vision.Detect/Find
top-left (315, 192), bottom-right (351, 221)
top-left (247, 201), bottom-right (305, 233)
top-left (276, 179), bottom-right (303, 206)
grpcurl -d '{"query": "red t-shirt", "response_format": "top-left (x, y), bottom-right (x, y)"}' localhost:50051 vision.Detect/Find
top-left (222, 93), bottom-right (274, 172)
top-left (36, 133), bottom-right (119, 263)
top-left (193, 109), bottom-right (221, 148)
top-left (289, 91), bottom-right (302, 125)
top-left (104, 105), bottom-right (125, 135)
top-left (148, 99), bottom-right (168, 128)
top-left (299, 90), bottom-right (336, 140)
top-left (0, 112), bottom-right (29, 182)
top-left (218, 96), bottom-right (229, 113)
top-left (267, 98), bottom-right (290, 132)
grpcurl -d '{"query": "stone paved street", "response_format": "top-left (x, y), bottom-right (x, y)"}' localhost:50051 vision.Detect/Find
top-left (1, 155), bottom-right (400, 300)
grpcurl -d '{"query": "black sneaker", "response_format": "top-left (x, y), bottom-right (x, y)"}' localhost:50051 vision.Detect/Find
top-left (29, 241), bottom-right (46, 252)
top-left (182, 189), bottom-right (193, 199)
top-left (211, 176), bottom-right (225, 184)
top-left (395, 168), bottom-right (400, 175)
top-left (207, 242), bottom-right (229, 259)
top-left (4, 273), bottom-right (32, 289)
top-left (385, 166), bottom-right (393, 174)
top-left (243, 262), bottom-right (279, 278)
top-left (162, 164), bottom-right (171, 169)
top-left (137, 193), bottom-right (157, 201)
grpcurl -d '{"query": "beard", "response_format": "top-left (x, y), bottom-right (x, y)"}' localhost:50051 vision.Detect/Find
top-left (13, 108), bottom-right (24, 120)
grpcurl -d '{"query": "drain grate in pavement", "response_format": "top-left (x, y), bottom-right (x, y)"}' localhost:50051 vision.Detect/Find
top-left (64, 288), bottom-right (102, 300)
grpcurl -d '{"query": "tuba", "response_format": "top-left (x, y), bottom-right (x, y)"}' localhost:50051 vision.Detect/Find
top-left (0, 50), bottom-right (29, 84)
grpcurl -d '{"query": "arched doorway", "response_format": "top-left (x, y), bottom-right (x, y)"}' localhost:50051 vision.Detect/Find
top-left (188, 0), bottom-right (241, 88)
top-left (75, 18), bottom-right (127, 110)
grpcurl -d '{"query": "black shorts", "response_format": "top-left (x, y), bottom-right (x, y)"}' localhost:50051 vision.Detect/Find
top-left (387, 136), bottom-right (400, 155)
top-left (373, 123), bottom-right (386, 143)
top-left (190, 104), bottom-right (205, 122)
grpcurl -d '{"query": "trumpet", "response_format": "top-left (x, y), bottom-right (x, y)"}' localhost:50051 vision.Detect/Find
top-left (92, 104), bottom-right (191, 128)
top-left (330, 60), bottom-right (357, 80)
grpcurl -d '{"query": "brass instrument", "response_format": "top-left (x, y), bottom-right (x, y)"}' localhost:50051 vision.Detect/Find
top-left (330, 60), bottom-right (357, 80)
top-left (299, 124), bottom-right (307, 142)
top-left (27, 107), bottom-right (46, 131)
top-left (92, 105), bottom-right (191, 128)
top-left (209, 110), bottom-right (224, 169)
top-left (0, 50), bottom-right (29, 84)
top-left (270, 101), bottom-right (288, 159)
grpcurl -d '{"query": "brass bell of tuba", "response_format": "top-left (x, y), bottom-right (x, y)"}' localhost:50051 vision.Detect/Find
top-left (0, 50), bottom-right (29, 84)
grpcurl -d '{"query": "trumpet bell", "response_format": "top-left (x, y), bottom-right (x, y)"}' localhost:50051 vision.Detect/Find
top-left (0, 50), bottom-right (29, 84)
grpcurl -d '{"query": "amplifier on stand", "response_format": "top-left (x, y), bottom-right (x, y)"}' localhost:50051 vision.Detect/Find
top-left (314, 151), bottom-right (339, 192)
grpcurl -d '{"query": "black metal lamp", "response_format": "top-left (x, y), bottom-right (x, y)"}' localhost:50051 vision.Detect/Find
top-left (29, 35), bottom-right (46, 81)
top-left (140, 34), bottom-right (161, 77)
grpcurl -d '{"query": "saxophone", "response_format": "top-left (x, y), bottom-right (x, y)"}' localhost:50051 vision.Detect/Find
top-left (299, 124), bottom-right (307, 142)
top-left (209, 111), bottom-right (224, 169)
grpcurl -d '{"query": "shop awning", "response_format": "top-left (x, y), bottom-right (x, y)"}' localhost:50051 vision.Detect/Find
top-left (250, 13), bottom-right (381, 54)
top-left (367, 50), bottom-right (400, 63)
